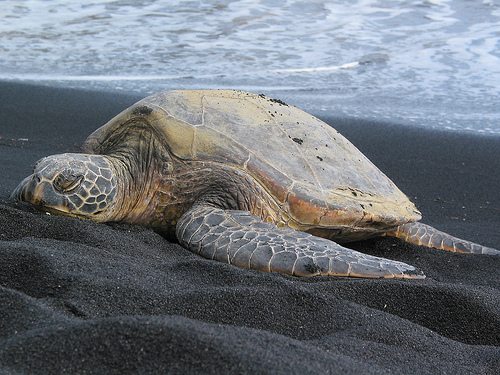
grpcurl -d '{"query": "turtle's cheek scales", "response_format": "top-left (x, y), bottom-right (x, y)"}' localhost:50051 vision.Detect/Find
top-left (89, 187), bottom-right (100, 196)
top-left (68, 194), bottom-right (84, 209)
top-left (100, 168), bottom-right (112, 180)
top-left (79, 179), bottom-right (117, 216)
top-left (86, 170), bottom-right (98, 182)
top-left (81, 203), bottom-right (99, 214)
top-left (87, 162), bottom-right (101, 175)
top-left (74, 160), bottom-right (118, 217)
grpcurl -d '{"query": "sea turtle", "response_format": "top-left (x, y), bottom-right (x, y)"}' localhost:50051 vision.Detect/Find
top-left (11, 90), bottom-right (499, 279)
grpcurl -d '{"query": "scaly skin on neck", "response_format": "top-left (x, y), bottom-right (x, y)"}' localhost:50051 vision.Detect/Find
top-left (104, 151), bottom-right (162, 225)
top-left (95, 122), bottom-right (171, 225)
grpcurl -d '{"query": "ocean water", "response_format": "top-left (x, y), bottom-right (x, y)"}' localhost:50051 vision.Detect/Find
top-left (1, 0), bottom-right (499, 134)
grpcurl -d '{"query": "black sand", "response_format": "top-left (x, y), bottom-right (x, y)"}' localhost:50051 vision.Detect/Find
top-left (0, 82), bottom-right (499, 374)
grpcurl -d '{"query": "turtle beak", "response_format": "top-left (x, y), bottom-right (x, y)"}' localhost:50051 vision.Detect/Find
top-left (10, 174), bottom-right (40, 203)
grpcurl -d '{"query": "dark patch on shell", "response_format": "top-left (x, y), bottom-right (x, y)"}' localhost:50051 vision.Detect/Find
top-left (292, 137), bottom-right (303, 145)
top-left (132, 105), bottom-right (153, 116)
top-left (269, 97), bottom-right (288, 106)
top-left (258, 93), bottom-right (288, 106)
top-left (316, 156), bottom-right (323, 161)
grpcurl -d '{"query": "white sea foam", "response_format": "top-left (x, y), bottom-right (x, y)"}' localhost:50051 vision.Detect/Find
top-left (271, 62), bottom-right (360, 73)
top-left (0, 61), bottom-right (360, 81)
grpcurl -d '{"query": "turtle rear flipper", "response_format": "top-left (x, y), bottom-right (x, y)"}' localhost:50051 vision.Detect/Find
top-left (385, 222), bottom-right (500, 255)
top-left (176, 205), bottom-right (425, 279)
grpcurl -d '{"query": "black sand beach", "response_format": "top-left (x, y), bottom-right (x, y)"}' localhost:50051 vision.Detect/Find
top-left (0, 82), bottom-right (499, 374)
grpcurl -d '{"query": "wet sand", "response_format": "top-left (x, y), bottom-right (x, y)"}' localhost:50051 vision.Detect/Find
top-left (0, 82), bottom-right (499, 374)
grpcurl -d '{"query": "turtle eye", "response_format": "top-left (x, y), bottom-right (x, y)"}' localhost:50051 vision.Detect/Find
top-left (53, 173), bottom-right (83, 193)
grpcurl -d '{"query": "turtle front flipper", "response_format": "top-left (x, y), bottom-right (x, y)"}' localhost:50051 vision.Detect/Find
top-left (176, 205), bottom-right (425, 279)
top-left (385, 222), bottom-right (500, 255)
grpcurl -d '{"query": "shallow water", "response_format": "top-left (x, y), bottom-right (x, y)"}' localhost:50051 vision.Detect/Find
top-left (1, 0), bottom-right (499, 134)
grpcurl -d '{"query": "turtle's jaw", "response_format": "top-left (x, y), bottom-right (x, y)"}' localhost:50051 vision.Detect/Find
top-left (11, 174), bottom-right (40, 203)
top-left (11, 173), bottom-right (70, 214)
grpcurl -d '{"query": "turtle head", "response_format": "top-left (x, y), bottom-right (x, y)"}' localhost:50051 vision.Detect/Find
top-left (11, 153), bottom-right (120, 221)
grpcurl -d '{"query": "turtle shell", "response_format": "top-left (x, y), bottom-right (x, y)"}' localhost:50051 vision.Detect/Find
top-left (84, 90), bottom-right (420, 234)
